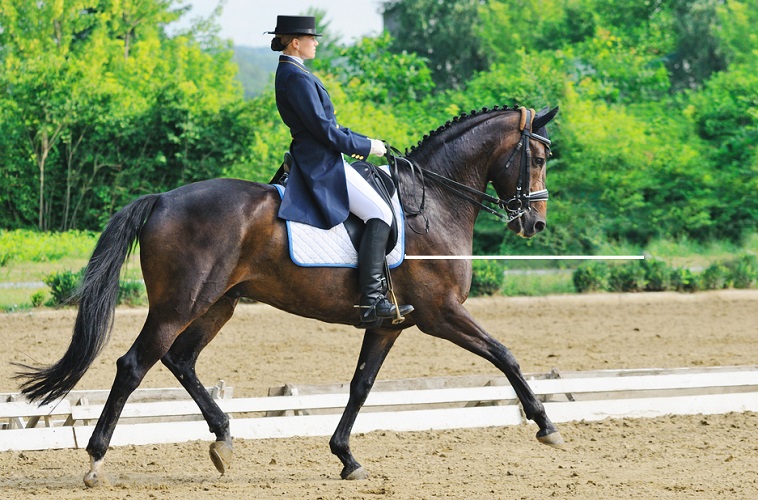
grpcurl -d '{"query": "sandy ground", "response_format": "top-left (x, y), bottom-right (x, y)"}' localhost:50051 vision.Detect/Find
top-left (1, 290), bottom-right (757, 498)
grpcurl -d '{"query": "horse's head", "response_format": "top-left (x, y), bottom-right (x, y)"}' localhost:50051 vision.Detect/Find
top-left (491, 106), bottom-right (559, 238)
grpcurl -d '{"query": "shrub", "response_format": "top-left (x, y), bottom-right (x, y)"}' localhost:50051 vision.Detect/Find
top-left (701, 263), bottom-right (731, 290)
top-left (670, 267), bottom-right (699, 292)
top-left (572, 261), bottom-right (610, 293)
top-left (642, 259), bottom-right (672, 291)
top-left (608, 261), bottom-right (647, 292)
top-left (726, 254), bottom-right (758, 289)
top-left (470, 260), bottom-right (504, 296)
top-left (118, 280), bottom-right (146, 306)
top-left (30, 291), bottom-right (46, 308)
top-left (43, 269), bottom-right (84, 306)
top-left (0, 250), bottom-right (13, 267)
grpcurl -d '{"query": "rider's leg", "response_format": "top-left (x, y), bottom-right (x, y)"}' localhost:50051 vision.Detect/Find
top-left (343, 161), bottom-right (393, 225)
top-left (343, 162), bottom-right (413, 324)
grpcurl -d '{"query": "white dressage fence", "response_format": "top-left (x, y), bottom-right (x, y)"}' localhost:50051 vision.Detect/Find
top-left (2, 366), bottom-right (757, 452)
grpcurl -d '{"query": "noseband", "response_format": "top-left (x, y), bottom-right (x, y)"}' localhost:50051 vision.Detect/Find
top-left (387, 107), bottom-right (551, 231)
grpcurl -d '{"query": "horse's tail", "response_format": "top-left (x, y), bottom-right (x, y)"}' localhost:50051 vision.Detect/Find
top-left (16, 194), bottom-right (161, 405)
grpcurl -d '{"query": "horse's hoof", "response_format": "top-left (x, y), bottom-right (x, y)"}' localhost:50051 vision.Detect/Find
top-left (83, 470), bottom-right (110, 488)
top-left (209, 441), bottom-right (233, 474)
top-left (537, 430), bottom-right (567, 449)
top-left (342, 466), bottom-right (369, 480)
top-left (83, 458), bottom-right (110, 487)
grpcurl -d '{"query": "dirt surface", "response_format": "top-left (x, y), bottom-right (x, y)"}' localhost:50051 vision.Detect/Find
top-left (1, 290), bottom-right (757, 498)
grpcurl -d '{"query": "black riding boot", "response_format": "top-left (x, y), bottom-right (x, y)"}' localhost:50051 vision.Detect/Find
top-left (357, 219), bottom-right (414, 327)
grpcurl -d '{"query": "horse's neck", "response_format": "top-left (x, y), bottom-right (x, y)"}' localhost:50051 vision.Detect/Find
top-left (402, 115), bottom-right (507, 252)
top-left (416, 114), bottom-right (505, 188)
top-left (409, 116), bottom-right (502, 213)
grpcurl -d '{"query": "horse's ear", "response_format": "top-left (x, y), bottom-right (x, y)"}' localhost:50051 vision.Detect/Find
top-left (533, 106), bottom-right (559, 131)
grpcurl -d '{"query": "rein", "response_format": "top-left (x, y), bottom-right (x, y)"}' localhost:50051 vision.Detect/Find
top-left (386, 108), bottom-right (551, 231)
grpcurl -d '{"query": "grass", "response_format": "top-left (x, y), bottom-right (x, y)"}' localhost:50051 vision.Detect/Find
top-left (0, 286), bottom-right (47, 312)
top-left (501, 270), bottom-right (574, 296)
top-left (0, 230), bottom-right (143, 311)
top-left (643, 233), bottom-right (758, 269)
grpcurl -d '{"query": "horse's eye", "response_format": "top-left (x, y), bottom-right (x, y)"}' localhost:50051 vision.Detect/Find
top-left (534, 157), bottom-right (545, 167)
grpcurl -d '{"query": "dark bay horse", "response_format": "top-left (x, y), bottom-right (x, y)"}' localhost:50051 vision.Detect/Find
top-left (17, 105), bottom-right (563, 486)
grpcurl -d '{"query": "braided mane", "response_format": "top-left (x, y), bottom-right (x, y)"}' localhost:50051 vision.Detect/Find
top-left (406, 104), bottom-right (517, 155)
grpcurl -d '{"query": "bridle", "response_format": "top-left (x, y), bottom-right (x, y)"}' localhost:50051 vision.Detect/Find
top-left (386, 107), bottom-right (551, 233)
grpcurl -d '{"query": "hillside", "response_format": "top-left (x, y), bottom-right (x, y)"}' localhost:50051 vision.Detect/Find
top-left (232, 45), bottom-right (278, 98)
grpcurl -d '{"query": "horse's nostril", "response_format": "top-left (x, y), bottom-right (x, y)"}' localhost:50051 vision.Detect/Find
top-left (535, 221), bottom-right (546, 233)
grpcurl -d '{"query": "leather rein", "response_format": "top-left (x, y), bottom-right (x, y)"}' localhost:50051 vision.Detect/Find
top-left (385, 108), bottom-right (551, 233)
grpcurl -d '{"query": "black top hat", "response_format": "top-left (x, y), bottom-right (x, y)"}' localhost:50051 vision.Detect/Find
top-left (266, 16), bottom-right (322, 37)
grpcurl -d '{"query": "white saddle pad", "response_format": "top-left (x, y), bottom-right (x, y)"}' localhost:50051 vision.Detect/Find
top-left (274, 179), bottom-right (405, 269)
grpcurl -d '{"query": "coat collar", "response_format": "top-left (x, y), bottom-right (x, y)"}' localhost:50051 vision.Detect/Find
top-left (279, 55), bottom-right (309, 73)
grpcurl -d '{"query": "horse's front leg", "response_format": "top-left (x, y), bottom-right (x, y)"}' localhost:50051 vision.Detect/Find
top-left (417, 302), bottom-right (564, 447)
top-left (330, 327), bottom-right (402, 480)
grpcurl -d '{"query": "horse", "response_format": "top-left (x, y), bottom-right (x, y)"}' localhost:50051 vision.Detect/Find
top-left (16, 105), bottom-right (563, 487)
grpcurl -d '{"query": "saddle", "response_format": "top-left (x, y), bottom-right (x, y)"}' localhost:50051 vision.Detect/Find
top-left (270, 154), bottom-right (399, 253)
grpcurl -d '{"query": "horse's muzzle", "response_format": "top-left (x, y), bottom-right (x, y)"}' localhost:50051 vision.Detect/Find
top-left (509, 210), bottom-right (546, 238)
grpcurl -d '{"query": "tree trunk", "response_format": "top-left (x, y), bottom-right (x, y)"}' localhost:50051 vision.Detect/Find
top-left (38, 132), bottom-right (49, 230)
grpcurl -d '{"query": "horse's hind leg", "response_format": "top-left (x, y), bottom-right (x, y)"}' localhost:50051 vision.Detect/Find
top-left (84, 310), bottom-right (187, 487)
top-left (330, 327), bottom-right (402, 480)
top-left (417, 303), bottom-right (564, 447)
top-left (160, 296), bottom-right (237, 474)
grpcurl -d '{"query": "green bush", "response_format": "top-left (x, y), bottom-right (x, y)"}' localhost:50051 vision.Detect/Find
top-left (608, 261), bottom-right (647, 292)
top-left (42, 269), bottom-right (147, 307)
top-left (701, 263), bottom-right (731, 290)
top-left (118, 280), bottom-right (146, 306)
top-left (30, 291), bottom-right (46, 308)
top-left (0, 250), bottom-right (12, 267)
top-left (470, 260), bottom-right (505, 296)
top-left (573, 261), bottom-right (610, 293)
top-left (726, 254), bottom-right (758, 289)
top-left (642, 259), bottom-right (672, 291)
top-left (43, 269), bottom-right (84, 306)
top-left (670, 267), bottom-right (699, 292)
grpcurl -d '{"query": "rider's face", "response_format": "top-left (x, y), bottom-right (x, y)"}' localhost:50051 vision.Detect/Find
top-left (295, 36), bottom-right (318, 60)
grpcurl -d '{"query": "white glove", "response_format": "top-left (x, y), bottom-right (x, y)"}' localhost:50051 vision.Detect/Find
top-left (369, 139), bottom-right (387, 157)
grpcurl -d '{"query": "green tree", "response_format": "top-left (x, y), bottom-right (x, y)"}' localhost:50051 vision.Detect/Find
top-left (316, 33), bottom-right (435, 107)
top-left (382, 0), bottom-right (488, 90)
top-left (0, 0), bottom-right (247, 230)
top-left (715, 0), bottom-right (758, 66)
top-left (666, 0), bottom-right (729, 90)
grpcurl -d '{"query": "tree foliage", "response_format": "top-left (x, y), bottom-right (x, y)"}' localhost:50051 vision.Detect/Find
top-left (381, 0), bottom-right (488, 90)
top-left (1, 0), bottom-right (756, 256)
top-left (0, 0), bottom-right (244, 230)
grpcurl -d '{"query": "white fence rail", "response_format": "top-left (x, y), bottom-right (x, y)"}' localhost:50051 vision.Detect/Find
top-left (2, 366), bottom-right (757, 452)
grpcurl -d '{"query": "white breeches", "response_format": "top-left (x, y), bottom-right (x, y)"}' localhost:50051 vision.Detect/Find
top-left (343, 160), bottom-right (393, 226)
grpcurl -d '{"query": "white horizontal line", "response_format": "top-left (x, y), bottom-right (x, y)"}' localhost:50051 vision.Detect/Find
top-left (404, 255), bottom-right (645, 260)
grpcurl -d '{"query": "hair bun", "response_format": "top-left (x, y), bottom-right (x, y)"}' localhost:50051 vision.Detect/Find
top-left (271, 37), bottom-right (285, 52)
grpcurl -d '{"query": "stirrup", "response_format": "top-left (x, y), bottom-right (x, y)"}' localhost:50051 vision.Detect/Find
top-left (354, 299), bottom-right (413, 329)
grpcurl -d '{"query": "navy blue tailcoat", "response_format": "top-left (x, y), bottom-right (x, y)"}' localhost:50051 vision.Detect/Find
top-left (274, 56), bottom-right (372, 229)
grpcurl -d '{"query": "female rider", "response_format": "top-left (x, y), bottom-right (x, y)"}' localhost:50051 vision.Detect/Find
top-left (267, 15), bottom-right (413, 326)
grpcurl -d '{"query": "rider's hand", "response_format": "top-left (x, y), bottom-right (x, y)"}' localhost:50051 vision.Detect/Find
top-left (369, 139), bottom-right (387, 157)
